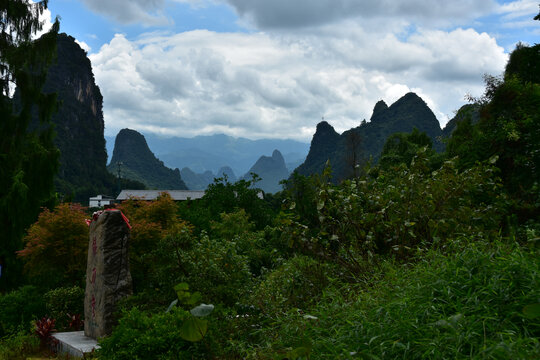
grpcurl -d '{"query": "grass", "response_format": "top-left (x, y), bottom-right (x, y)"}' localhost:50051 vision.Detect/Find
top-left (244, 239), bottom-right (540, 359)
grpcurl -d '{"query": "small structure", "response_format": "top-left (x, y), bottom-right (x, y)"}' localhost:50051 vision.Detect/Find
top-left (89, 194), bottom-right (115, 208)
top-left (116, 189), bottom-right (263, 202)
top-left (117, 189), bottom-right (206, 201)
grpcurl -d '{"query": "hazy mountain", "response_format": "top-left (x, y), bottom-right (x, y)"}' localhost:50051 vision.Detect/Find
top-left (180, 168), bottom-right (215, 190)
top-left (108, 129), bottom-right (187, 190)
top-left (106, 133), bottom-right (309, 176)
top-left (295, 92), bottom-right (443, 181)
top-left (179, 166), bottom-right (237, 190)
top-left (243, 150), bottom-right (290, 194)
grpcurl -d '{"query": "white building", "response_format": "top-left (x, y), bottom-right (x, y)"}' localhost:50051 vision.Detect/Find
top-left (89, 195), bottom-right (115, 208)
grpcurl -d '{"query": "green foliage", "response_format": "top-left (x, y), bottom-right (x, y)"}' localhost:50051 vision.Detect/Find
top-left (118, 193), bottom-right (185, 290)
top-left (379, 127), bottom-right (441, 170)
top-left (282, 152), bottom-right (506, 276)
top-left (210, 209), bottom-right (254, 241)
top-left (447, 43), bottom-right (540, 220)
top-left (0, 0), bottom-right (60, 291)
top-left (97, 307), bottom-right (209, 360)
top-left (153, 232), bottom-right (253, 307)
top-left (246, 240), bottom-right (540, 359)
top-left (43, 286), bottom-right (84, 330)
top-left (0, 286), bottom-right (46, 337)
top-left (179, 175), bottom-right (274, 232)
top-left (17, 203), bottom-right (88, 289)
top-left (0, 329), bottom-right (40, 360)
top-left (251, 256), bottom-right (339, 317)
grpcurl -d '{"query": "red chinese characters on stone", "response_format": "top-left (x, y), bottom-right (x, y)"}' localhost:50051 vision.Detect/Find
top-left (92, 236), bottom-right (97, 255)
top-left (91, 267), bottom-right (96, 284)
top-left (91, 295), bottom-right (96, 318)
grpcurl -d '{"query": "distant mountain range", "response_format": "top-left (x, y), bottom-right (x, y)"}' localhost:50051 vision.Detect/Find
top-left (296, 92), bottom-right (448, 181)
top-left (104, 92), bottom-right (466, 192)
top-left (34, 33), bottom-right (471, 202)
top-left (105, 133), bottom-right (310, 177)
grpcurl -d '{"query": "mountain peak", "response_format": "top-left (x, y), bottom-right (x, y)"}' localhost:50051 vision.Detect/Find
top-left (272, 149), bottom-right (285, 163)
top-left (316, 120), bottom-right (337, 134)
top-left (109, 129), bottom-right (187, 189)
top-left (370, 100), bottom-right (388, 122)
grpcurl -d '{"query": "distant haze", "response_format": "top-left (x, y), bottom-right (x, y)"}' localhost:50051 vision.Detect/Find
top-left (106, 132), bottom-right (310, 176)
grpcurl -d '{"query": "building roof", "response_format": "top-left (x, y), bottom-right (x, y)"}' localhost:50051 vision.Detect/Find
top-left (89, 195), bottom-right (115, 201)
top-left (116, 190), bottom-right (206, 201)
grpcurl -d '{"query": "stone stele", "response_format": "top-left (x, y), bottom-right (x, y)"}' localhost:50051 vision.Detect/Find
top-left (84, 210), bottom-right (132, 339)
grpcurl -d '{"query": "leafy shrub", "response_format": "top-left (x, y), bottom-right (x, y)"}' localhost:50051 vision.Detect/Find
top-left (17, 203), bottom-right (89, 289)
top-left (44, 286), bottom-right (84, 330)
top-left (247, 240), bottom-right (540, 359)
top-left (34, 317), bottom-right (57, 349)
top-left (0, 329), bottom-right (40, 360)
top-left (282, 153), bottom-right (507, 276)
top-left (118, 193), bottom-right (184, 290)
top-left (251, 256), bottom-right (340, 316)
top-left (212, 210), bottom-right (288, 275)
top-left (155, 232), bottom-right (253, 307)
top-left (0, 286), bottom-right (46, 337)
top-left (97, 307), bottom-right (210, 360)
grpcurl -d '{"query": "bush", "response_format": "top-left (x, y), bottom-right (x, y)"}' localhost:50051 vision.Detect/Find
top-left (0, 286), bottom-right (46, 337)
top-left (44, 286), bottom-right (84, 330)
top-left (246, 240), bottom-right (540, 359)
top-left (0, 329), bottom-right (40, 360)
top-left (251, 256), bottom-right (340, 317)
top-left (163, 233), bottom-right (253, 307)
top-left (17, 203), bottom-right (89, 289)
top-left (282, 153), bottom-right (507, 276)
top-left (97, 307), bottom-right (209, 360)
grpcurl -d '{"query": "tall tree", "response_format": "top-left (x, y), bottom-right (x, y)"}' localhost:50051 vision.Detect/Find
top-left (0, 0), bottom-right (59, 290)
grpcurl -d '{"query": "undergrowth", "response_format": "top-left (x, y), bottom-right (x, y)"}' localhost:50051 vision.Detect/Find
top-left (244, 239), bottom-right (540, 359)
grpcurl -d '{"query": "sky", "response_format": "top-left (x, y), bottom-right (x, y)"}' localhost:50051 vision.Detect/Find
top-left (41, 0), bottom-right (539, 141)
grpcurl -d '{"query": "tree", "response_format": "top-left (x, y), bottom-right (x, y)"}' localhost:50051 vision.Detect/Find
top-left (0, 0), bottom-right (60, 290)
top-left (446, 43), bottom-right (540, 220)
top-left (379, 128), bottom-right (434, 170)
top-left (345, 130), bottom-right (362, 178)
top-left (17, 203), bottom-right (88, 289)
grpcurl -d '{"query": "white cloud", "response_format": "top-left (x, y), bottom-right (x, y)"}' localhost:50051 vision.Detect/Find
top-left (89, 22), bottom-right (507, 141)
top-left (79, 0), bottom-right (170, 26)
top-left (497, 0), bottom-right (538, 19)
top-left (75, 39), bottom-right (91, 53)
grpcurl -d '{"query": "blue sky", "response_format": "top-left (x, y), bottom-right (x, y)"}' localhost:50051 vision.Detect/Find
top-left (42, 0), bottom-right (539, 140)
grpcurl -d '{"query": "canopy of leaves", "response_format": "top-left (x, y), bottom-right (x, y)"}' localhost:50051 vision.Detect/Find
top-left (17, 203), bottom-right (88, 289)
top-left (0, 0), bottom-right (60, 291)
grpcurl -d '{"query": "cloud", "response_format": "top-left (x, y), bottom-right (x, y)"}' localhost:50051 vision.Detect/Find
top-left (75, 39), bottom-right (91, 53)
top-left (89, 22), bottom-right (507, 141)
top-left (497, 0), bottom-right (538, 19)
top-left (79, 0), bottom-right (170, 26)
top-left (221, 0), bottom-right (496, 29)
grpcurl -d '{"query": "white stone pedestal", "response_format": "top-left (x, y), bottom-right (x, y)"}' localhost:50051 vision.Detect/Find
top-left (52, 331), bottom-right (100, 358)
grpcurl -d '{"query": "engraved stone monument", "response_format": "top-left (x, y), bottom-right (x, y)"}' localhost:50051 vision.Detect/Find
top-left (84, 210), bottom-right (132, 339)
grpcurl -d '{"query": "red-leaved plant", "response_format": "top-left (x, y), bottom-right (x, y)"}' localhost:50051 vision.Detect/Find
top-left (68, 313), bottom-right (84, 331)
top-left (35, 317), bottom-right (58, 349)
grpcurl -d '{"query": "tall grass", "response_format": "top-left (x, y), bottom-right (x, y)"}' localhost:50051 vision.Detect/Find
top-left (246, 239), bottom-right (540, 359)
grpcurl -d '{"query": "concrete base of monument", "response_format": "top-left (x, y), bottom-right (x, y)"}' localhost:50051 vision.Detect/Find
top-left (52, 331), bottom-right (100, 358)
